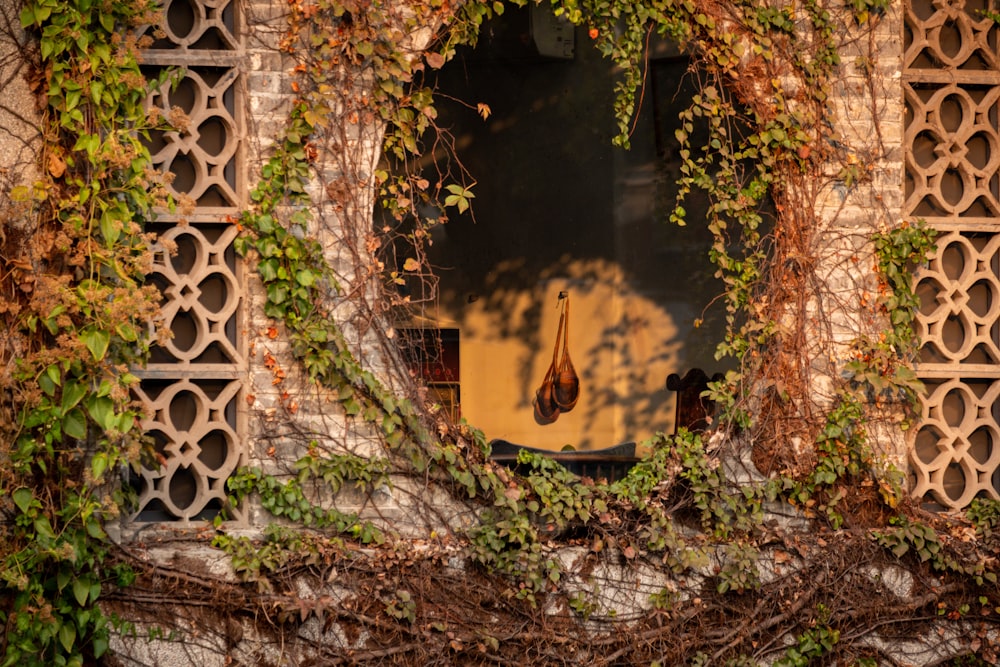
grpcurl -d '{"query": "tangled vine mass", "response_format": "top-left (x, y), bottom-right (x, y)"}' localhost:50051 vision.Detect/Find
top-left (1, 0), bottom-right (999, 665)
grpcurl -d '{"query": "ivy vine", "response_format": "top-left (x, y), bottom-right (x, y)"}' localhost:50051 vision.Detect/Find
top-left (3, 0), bottom-right (173, 663)
top-left (4, 0), bottom-right (998, 663)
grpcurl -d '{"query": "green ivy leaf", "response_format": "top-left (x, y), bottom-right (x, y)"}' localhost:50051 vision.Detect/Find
top-left (12, 488), bottom-right (33, 514)
top-left (58, 621), bottom-right (76, 653)
top-left (116, 322), bottom-right (138, 342)
top-left (81, 327), bottom-right (110, 361)
top-left (116, 412), bottom-right (135, 433)
top-left (99, 210), bottom-right (121, 247)
top-left (93, 635), bottom-right (109, 659)
top-left (266, 283), bottom-right (289, 305)
top-left (257, 237), bottom-right (281, 258)
top-left (254, 213), bottom-right (275, 234)
top-left (72, 132), bottom-right (100, 157)
top-left (34, 515), bottom-right (56, 540)
top-left (63, 407), bottom-right (87, 439)
top-left (73, 577), bottom-right (90, 606)
top-left (296, 268), bottom-right (316, 287)
top-left (86, 517), bottom-right (106, 540)
top-left (354, 40), bottom-right (374, 57)
top-left (85, 395), bottom-right (115, 431)
top-left (61, 380), bottom-right (87, 412)
top-left (91, 452), bottom-right (108, 481)
top-left (39, 372), bottom-right (57, 397)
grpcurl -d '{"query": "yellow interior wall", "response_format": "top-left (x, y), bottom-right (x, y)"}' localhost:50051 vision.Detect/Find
top-left (451, 262), bottom-right (686, 450)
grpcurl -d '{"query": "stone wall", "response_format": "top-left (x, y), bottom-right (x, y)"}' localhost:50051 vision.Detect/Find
top-left (7, 0), bottom-right (995, 664)
top-left (0, 0), bottom-right (40, 196)
top-left (236, 0), bottom-right (472, 538)
top-left (112, 0), bottom-right (913, 541)
top-left (806, 3), bottom-right (910, 468)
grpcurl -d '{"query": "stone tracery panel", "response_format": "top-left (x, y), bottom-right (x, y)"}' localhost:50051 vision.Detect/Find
top-left (913, 379), bottom-right (1000, 509)
top-left (132, 0), bottom-right (244, 522)
top-left (145, 67), bottom-right (241, 208)
top-left (133, 379), bottom-right (241, 521)
top-left (916, 230), bottom-right (1000, 366)
top-left (903, 0), bottom-right (998, 72)
top-left (904, 84), bottom-right (1000, 218)
top-left (142, 0), bottom-right (238, 52)
top-left (907, 0), bottom-right (1000, 510)
top-left (148, 223), bottom-right (242, 367)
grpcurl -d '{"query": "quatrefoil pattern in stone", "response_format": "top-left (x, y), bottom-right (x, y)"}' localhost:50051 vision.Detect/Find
top-left (134, 0), bottom-right (244, 524)
top-left (904, 0), bottom-right (998, 71)
top-left (151, 224), bottom-right (241, 366)
top-left (913, 379), bottom-right (1000, 509)
top-left (907, 0), bottom-right (1000, 510)
top-left (146, 68), bottom-right (240, 208)
top-left (144, 0), bottom-right (237, 51)
top-left (133, 379), bottom-right (242, 520)
top-left (916, 231), bottom-right (1000, 365)
top-left (905, 84), bottom-right (1000, 218)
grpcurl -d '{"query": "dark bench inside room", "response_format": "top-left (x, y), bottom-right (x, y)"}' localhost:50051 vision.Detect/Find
top-left (486, 369), bottom-right (720, 483)
top-left (666, 368), bottom-right (723, 434)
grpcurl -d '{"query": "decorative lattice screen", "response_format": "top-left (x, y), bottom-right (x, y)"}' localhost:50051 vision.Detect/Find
top-left (907, 0), bottom-right (1000, 510)
top-left (132, 0), bottom-right (244, 521)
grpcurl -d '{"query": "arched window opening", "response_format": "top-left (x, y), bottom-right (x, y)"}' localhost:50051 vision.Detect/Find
top-left (393, 5), bottom-right (729, 456)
